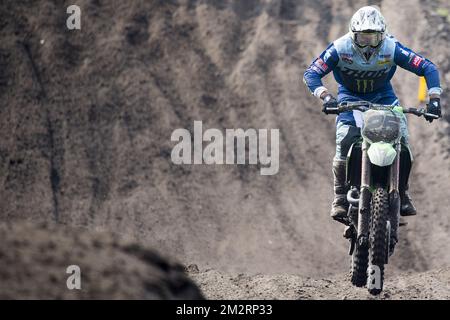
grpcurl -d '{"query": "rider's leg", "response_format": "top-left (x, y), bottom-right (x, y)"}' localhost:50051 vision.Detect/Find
top-left (331, 159), bottom-right (348, 223)
top-left (400, 183), bottom-right (416, 216)
top-left (331, 90), bottom-right (365, 224)
top-left (332, 121), bottom-right (361, 223)
top-left (399, 121), bottom-right (417, 216)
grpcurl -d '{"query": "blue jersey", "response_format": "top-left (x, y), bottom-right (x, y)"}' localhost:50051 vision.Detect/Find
top-left (303, 33), bottom-right (441, 97)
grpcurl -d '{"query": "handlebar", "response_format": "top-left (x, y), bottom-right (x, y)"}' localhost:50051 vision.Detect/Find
top-left (325, 101), bottom-right (440, 120)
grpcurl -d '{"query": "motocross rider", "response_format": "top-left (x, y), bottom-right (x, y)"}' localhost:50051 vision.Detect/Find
top-left (303, 6), bottom-right (442, 224)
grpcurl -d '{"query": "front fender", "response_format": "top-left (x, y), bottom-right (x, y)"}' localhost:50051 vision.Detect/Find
top-left (367, 142), bottom-right (397, 167)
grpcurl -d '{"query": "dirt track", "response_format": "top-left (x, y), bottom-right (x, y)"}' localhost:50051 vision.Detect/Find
top-left (190, 267), bottom-right (450, 299)
top-left (0, 0), bottom-right (449, 299)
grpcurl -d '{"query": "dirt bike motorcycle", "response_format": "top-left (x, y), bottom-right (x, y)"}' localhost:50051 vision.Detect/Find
top-left (325, 101), bottom-right (440, 295)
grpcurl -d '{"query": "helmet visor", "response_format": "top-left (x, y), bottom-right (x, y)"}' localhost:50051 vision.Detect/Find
top-left (354, 32), bottom-right (383, 48)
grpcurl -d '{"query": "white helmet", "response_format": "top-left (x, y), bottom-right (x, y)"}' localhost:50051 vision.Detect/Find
top-left (349, 6), bottom-right (387, 60)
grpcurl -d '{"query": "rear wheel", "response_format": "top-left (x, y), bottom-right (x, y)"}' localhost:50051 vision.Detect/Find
top-left (368, 187), bottom-right (389, 295)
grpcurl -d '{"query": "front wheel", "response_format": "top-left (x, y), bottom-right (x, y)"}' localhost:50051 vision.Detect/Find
top-left (368, 187), bottom-right (390, 295)
top-left (351, 240), bottom-right (368, 287)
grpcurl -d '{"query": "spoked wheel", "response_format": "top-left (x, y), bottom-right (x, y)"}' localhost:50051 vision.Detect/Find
top-left (368, 187), bottom-right (390, 295)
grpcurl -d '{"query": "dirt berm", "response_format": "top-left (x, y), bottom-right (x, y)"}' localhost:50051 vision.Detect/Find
top-left (0, 222), bottom-right (203, 299)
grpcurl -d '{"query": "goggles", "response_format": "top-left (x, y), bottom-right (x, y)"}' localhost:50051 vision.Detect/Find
top-left (354, 32), bottom-right (383, 48)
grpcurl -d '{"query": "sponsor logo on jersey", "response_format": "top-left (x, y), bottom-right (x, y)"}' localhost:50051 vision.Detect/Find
top-left (324, 49), bottom-right (333, 61)
top-left (411, 55), bottom-right (424, 68)
top-left (340, 67), bottom-right (390, 79)
top-left (356, 79), bottom-right (375, 93)
top-left (314, 58), bottom-right (328, 72)
top-left (400, 48), bottom-right (410, 57)
top-left (377, 59), bottom-right (391, 65)
top-left (340, 53), bottom-right (353, 64)
top-left (378, 54), bottom-right (392, 64)
top-left (311, 65), bottom-right (322, 74)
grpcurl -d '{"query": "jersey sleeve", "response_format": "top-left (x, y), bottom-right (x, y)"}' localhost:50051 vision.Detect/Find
top-left (393, 42), bottom-right (442, 95)
top-left (303, 43), bottom-right (339, 98)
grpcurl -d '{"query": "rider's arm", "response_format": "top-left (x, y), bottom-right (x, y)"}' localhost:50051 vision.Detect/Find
top-left (303, 43), bottom-right (339, 99)
top-left (393, 42), bottom-right (442, 97)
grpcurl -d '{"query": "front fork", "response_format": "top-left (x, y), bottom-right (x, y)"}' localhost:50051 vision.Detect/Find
top-left (356, 141), bottom-right (401, 249)
top-left (388, 143), bottom-right (401, 245)
top-left (357, 140), bottom-right (371, 248)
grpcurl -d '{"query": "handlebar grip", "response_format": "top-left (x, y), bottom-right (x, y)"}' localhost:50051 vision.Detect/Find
top-left (325, 107), bottom-right (340, 115)
top-left (424, 113), bottom-right (440, 119)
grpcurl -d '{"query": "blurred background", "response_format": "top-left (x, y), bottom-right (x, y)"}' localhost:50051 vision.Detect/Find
top-left (0, 0), bottom-right (449, 299)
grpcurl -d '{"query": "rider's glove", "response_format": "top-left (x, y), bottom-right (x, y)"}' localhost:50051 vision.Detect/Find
top-left (425, 97), bottom-right (441, 123)
top-left (322, 94), bottom-right (338, 115)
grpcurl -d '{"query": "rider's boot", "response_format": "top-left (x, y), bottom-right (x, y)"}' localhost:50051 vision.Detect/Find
top-left (331, 159), bottom-right (349, 224)
top-left (400, 183), bottom-right (416, 216)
